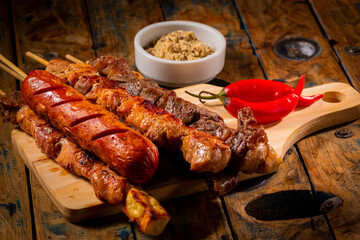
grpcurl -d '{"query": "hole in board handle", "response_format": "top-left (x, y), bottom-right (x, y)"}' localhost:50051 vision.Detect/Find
top-left (322, 91), bottom-right (345, 103)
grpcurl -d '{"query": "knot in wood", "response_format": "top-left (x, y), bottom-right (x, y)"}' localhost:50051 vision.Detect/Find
top-left (320, 197), bottom-right (343, 214)
top-left (334, 128), bottom-right (353, 138)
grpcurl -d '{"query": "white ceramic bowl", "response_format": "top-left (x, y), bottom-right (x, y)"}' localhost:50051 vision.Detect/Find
top-left (134, 20), bottom-right (226, 88)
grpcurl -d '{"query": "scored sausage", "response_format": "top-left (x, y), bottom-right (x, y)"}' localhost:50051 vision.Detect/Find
top-left (21, 70), bottom-right (159, 184)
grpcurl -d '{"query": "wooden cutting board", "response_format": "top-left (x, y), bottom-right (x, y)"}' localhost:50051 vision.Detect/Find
top-left (11, 82), bottom-right (360, 223)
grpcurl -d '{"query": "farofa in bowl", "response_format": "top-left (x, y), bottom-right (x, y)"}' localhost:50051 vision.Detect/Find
top-left (146, 30), bottom-right (215, 61)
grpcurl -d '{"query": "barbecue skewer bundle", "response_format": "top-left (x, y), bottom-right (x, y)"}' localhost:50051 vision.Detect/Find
top-left (0, 55), bottom-right (170, 236)
top-left (0, 52), bottom-right (283, 236)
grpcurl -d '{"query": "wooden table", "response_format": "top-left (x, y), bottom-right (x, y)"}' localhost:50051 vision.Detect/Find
top-left (1, 0), bottom-right (359, 239)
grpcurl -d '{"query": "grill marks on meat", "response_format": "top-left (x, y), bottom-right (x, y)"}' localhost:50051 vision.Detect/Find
top-left (88, 56), bottom-right (283, 195)
top-left (21, 70), bottom-right (159, 184)
top-left (89, 57), bottom-right (233, 140)
top-left (1, 94), bottom-right (170, 235)
top-left (46, 59), bottom-right (232, 174)
top-left (88, 56), bottom-right (281, 173)
top-left (16, 105), bottom-right (131, 204)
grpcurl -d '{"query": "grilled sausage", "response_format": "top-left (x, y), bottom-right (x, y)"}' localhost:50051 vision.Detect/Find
top-left (21, 70), bottom-right (159, 184)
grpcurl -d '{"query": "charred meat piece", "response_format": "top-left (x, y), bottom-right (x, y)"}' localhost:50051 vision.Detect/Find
top-left (21, 70), bottom-right (159, 184)
top-left (46, 59), bottom-right (232, 174)
top-left (88, 56), bottom-right (282, 173)
top-left (0, 92), bottom-right (170, 236)
top-left (0, 91), bottom-right (24, 124)
top-left (47, 57), bottom-right (282, 195)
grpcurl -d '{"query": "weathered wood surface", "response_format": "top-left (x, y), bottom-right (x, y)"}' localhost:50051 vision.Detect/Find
top-left (309, 0), bottom-right (360, 90)
top-left (1, 0), bottom-right (359, 239)
top-left (12, 0), bottom-right (94, 73)
top-left (235, 0), bottom-right (349, 86)
top-left (0, 1), bottom-right (33, 239)
top-left (297, 121), bottom-right (360, 240)
top-left (234, 0), bottom-right (360, 239)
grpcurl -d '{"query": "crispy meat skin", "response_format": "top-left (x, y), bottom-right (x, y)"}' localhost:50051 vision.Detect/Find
top-left (47, 57), bottom-right (282, 194)
top-left (89, 56), bottom-right (281, 171)
top-left (21, 70), bottom-right (159, 184)
top-left (16, 105), bottom-right (129, 204)
top-left (46, 59), bottom-right (232, 174)
top-left (0, 93), bottom-right (170, 235)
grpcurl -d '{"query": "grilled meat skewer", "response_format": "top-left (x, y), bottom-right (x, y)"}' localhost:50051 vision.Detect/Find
top-left (87, 56), bottom-right (282, 174)
top-left (45, 57), bottom-right (282, 195)
top-left (0, 92), bottom-right (170, 236)
top-left (22, 70), bottom-right (159, 184)
top-left (45, 59), bottom-right (232, 174)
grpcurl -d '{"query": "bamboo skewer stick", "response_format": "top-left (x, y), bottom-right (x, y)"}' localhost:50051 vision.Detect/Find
top-left (26, 51), bottom-right (49, 66)
top-left (0, 54), bottom-right (28, 80)
top-left (0, 63), bottom-right (25, 81)
top-left (65, 54), bottom-right (84, 64)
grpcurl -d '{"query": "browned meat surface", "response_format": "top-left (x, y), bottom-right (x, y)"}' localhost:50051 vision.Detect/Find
top-left (0, 91), bottom-right (24, 124)
top-left (16, 105), bottom-right (130, 204)
top-left (46, 59), bottom-right (232, 174)
top-left (88, 56), bottom-right (281, 172)
top-left (47, 57), bottom-right (283, 195)
top-left (21, 70), bottom-right (159, 184)
top-left (0, 94), bottom-right (170, 235)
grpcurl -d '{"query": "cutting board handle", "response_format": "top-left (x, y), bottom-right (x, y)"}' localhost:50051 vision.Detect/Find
top-left (262, 82), bottom-right (360, 157)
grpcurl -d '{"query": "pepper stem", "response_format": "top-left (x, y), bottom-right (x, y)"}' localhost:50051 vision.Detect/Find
top-left (185, 89), bottom-right (225, 104)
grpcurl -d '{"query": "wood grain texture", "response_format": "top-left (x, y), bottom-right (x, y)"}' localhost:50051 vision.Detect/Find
top-left (29, 173), bottom-right (134, 240)
top-left (0, 1), bottom-right (32, 239)
top-left (160, 0), bottom-right (265, 82)
top-left (236, 1), bottom-right (360, 238)
top-left (224, 148), bottom-right (332, 239)
top-left (85, 0), bottom-right (164, 63)
top-left (12, 0), bottom-right (94, 73)
top-left (135, 192), bottom-right (232, 240)
top-left (297, 120), bottom-right (360, 239)
top-left (235, 0), bottom-right (349, 85)
top-left (309, 0), bottom-right (360, 90)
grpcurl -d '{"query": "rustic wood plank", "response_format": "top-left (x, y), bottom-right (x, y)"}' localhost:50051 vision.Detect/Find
top-left (223, 148), bottom-right (332, 239)
top-left (134, 192), bottom-right (232, 240)
top-left (85, 0), bottom-right (164, 64)
top-left (235, 0), bottom-right (360, 239)
top-left (309, 0), bottom-right (360, 90)
top-left (12, 0), bottom-right (94, 73)
top-left (29, 173), bottom-right (134, 240)
top-left (297, 120), bottom-right (360, 239)
top-left (0, 0), bottom-right (33, 239)
top-left (159, 0), bottom-right (265, 83)
top-left (11, 0), bottom-right (134, 238)
top-left (235, 0), bottom-right (349, 85)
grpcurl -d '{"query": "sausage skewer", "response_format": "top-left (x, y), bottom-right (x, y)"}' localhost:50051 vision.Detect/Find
top-left (0, 80), bottom-right (170, 236)
top-left (40, 54), bottom-right (282, 194)
top-left (22, 70), bottom-right (160, 184)
top-left (26, 52), bottom-right (232, 175)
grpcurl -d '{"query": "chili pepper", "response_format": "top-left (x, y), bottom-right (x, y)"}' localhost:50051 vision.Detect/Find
top-left (187, 78), bottom-right (322, 107)
top-left (186, 75), bottom-right (306, 124)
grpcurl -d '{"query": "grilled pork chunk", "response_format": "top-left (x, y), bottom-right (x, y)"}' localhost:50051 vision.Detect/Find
top-left (46, 59), bottom-right (232, 174)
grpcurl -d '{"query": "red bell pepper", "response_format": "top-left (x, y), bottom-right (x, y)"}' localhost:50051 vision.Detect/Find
top-left (186, 75), bottom-right (309, 124)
